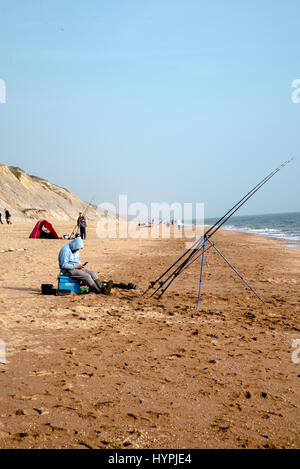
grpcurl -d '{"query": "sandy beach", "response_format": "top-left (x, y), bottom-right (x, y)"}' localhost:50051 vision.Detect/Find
top-left (0, 222), bottom-right (299, 449)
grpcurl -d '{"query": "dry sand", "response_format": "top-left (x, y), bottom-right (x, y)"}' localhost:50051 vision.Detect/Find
top-left (0, 222), bottom-right (299, 449)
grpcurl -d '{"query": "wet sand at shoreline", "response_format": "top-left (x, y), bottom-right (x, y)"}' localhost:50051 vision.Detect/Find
top-left (0, 222), bottom-right (299, 449)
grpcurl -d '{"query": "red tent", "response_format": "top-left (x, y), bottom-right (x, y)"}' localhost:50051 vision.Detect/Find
top-left (29, 219), bottom-right (59, 239)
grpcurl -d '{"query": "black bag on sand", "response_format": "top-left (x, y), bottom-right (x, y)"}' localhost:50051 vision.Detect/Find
top-left (112, 282), bottom-right (139, 290)
top-left (41, 284), bottom-right (55, 295)
top-left (41, 285), bottom-right (71, 296)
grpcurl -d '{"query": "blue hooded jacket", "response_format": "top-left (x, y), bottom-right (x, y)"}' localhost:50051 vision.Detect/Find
top-left (58, 237), bottom-right (84, 270)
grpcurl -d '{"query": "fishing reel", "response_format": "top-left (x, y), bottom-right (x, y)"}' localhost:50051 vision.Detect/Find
top-left (148, 280), bottom-right (164, 289)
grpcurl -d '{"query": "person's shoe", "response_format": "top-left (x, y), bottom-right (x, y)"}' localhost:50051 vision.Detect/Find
top-left (89, 282), bottom-right (102, 294)
top-left (101, 280), bottom-right (113, 295)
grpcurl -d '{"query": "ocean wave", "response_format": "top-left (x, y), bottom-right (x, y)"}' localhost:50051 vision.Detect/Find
top-left (192, 213), bottom-right (300, 247)
top-left (221, 225), bottom-right (300, 243)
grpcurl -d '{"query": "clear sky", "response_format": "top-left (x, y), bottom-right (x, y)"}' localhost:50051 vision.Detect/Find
top-left (0, 0), bottom-right (299, 218)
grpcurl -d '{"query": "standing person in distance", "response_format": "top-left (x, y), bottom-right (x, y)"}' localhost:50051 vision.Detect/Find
top-left (77, 212), bottom-right (87, 239)
top-left (5, 209), bottom-right (11, 224)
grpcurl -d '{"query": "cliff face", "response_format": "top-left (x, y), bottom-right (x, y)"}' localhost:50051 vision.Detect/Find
top-left (0, 164), bottom-right (98, 221)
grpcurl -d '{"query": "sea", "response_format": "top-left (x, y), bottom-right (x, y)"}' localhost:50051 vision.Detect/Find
top-left (204, 212), bottom-right (300, 248)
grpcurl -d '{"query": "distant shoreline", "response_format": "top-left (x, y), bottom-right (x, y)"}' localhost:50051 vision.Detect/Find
top-left (184, 211), bottom-right (300, 248)
top-left (200, 223), bottom-right (300, 248)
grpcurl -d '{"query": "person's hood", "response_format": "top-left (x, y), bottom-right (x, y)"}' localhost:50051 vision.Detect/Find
top-left (69, 236), bottom-right (84, 251)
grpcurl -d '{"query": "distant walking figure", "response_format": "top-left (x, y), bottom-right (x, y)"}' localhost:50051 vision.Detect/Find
top-left (175, 218), bottom-right (182, 231)
top-left (5, 209), bottom-right (11, 224)
top-left (77, 212), bottom-right (86, 239)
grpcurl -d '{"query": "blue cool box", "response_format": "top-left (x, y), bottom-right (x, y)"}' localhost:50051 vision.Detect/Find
top-left (58, 275), bottom-right (81, 294)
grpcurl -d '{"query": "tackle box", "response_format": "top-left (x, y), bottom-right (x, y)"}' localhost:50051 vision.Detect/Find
top-left (57, 275), bottom-right (80, 294)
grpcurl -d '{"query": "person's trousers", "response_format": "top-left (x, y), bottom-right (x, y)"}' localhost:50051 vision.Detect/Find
top-left (80, 226), bottom-right (86, 239)
top-left (63, 268), bottom-right (98, 287)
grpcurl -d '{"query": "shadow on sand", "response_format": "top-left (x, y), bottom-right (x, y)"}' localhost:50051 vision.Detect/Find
top-left (4, 286), bottom-right (41, 293)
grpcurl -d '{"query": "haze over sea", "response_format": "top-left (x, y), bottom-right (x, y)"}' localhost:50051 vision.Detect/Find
top-left (204, 212), bottom-right (300, 248)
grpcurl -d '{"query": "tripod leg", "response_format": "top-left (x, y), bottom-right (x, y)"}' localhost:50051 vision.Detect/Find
top-left (196, 236), bottom-right (206, 310)
top-left (206, 237), bottom-right (265, 305)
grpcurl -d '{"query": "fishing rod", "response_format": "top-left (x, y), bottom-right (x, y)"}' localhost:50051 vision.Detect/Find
top-left (69, 195), bottom-right (95, 238)
top-left (149, 237), bottom-right (206, 298)
top-left (152, 158), bottom-right (293, 298)
top-left (142, 234), bottom-right (204, 296)
top-left (161, 158), bottom-right (294, 282)
top-left (150, 167), bottom-right (279, 299)
top-left (204, 158), bottom-right (292, 240)
top-left (143, 158), bottom-right (293, 298)
top-left (142, 159), bottom-right (291, 296)
top-left (155, 158), bottom-right (294, 294)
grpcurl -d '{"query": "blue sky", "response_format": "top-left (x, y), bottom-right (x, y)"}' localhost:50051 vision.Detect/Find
top-left (0, 0), bottom-right (299, 217)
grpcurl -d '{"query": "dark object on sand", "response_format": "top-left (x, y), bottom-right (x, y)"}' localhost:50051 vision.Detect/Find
top-left (55, 289), bottom-right (71, 296)
top-left (41, 284), bottom-right (55, 295)
top-left (143, 158), bottom-right (293, 305)
top-left (113, 282), bottom-right (139, 290)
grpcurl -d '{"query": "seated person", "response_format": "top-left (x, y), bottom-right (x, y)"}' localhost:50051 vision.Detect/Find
top-left (39, 223), bottom-right (55, 239)
top-left (58, 236), bottom-right (112, 295)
